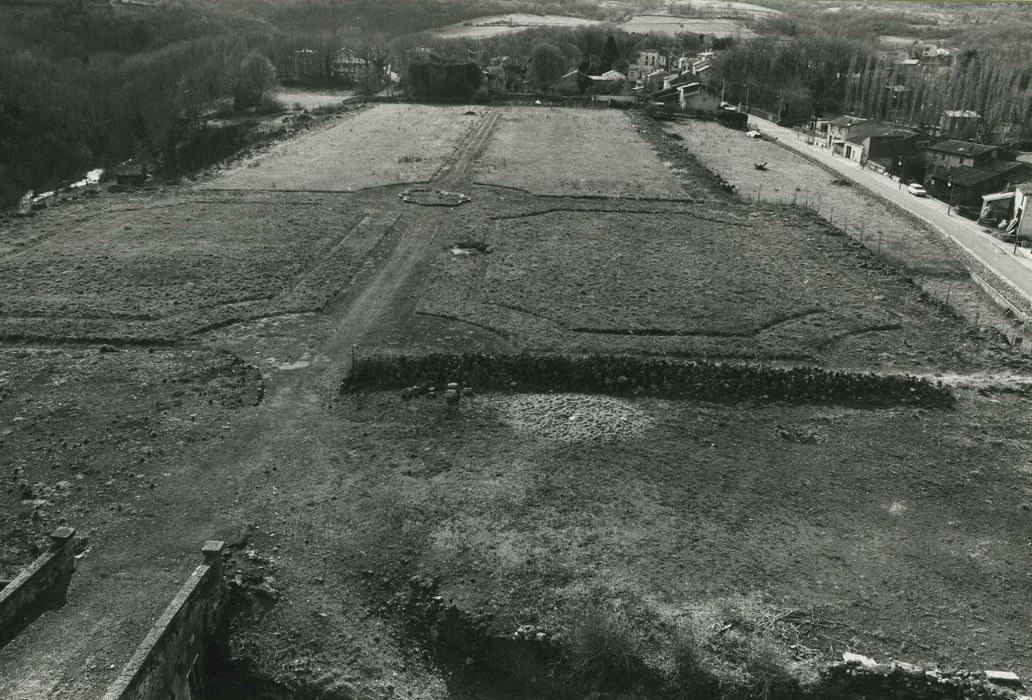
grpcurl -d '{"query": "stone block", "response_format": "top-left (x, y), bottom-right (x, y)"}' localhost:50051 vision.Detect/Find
top-left (985, 670), bottom-right (1021, 686)
top-left (843, 652), bottom-right (877, 667)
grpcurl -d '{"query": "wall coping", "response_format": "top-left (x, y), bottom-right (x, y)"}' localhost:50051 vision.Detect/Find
top-left (102, 541), bottom-right (225, 700)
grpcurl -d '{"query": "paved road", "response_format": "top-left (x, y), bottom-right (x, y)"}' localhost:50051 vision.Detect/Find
top-left (750, 116), bottom-right (1032, 309)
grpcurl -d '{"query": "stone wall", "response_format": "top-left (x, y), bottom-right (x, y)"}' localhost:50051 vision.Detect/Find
top-left (0, 527), bottom-right (76, 649)
top-left (820, 654), bottom-right (1029, 700)
top-left (102, 541), bottom-right (226, 700)
top-left (342, 352), bottom-right (955, 408)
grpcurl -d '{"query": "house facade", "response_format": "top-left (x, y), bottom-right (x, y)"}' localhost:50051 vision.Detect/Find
top-left (637, 50), bottom-right (667, 72)
top-left (826, 116), bottom-right (891, 159)
top-left (678, 83), bottom-right (719, 114)
top-left (922, 139), bottom-right (997, 176)
top-left (861, 126), bottom-right (920, 171)
top-left (929, 161), bottom-right (1032, 210)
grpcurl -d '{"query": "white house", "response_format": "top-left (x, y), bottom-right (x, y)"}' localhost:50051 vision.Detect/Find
top-left (677, 83), bottom-right (719, 114)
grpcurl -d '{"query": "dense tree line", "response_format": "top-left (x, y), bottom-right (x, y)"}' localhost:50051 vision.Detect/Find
top-left (844, 49), bottom-right (1032, 147)
top-left (0, 3), bottom-right (278, 206)
top-left (710, 36), bottom-right (873, 126)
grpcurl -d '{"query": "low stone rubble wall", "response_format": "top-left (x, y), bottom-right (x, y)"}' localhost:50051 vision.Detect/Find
top-left (0, 527), bottom-right (77, 649)
top-left (342, 352), bottom-right (955, 408)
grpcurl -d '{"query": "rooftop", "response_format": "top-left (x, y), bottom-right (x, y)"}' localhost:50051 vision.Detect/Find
top-left (944, 109), bottom-right (980, 119)
top-left (867, 125), bottom-right (919, 138)
top-left (945, 161), bottom-right (1031, 187)
top-left (828, 115), bottom-right (869, 127)
top-left (925, 139), bottom-right (997, 157)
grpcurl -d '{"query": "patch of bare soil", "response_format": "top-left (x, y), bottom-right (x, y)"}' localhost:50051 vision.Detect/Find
top-left (207, 104), bottom-right (485, 192)
top-left (492, 393), bottom-right (653, 442)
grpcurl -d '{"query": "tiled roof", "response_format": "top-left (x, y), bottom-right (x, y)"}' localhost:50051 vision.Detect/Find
top-left (945, 161), bottom-right (1030, 187)
top-left (828, 115), bottom-right (868, 127)
top-left (925, 139), bottom-right (996, 157)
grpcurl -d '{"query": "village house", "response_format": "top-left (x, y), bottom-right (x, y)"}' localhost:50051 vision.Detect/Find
top-left (861, 125), bottom-right (921, 172)
top-left (826, 116), bottom-right (886, 159)
top-left (922, 138), bottom-right (997, 176)
top-left (677, 83), bottom-right (720, 114)
top-left (929, 160), bottom-right (1032, 211)
top-left (979, 181), bottom-right (1032, 230)
top-left (643, 68), bottom-right (667, 91)
top-left (939, 109), bottom-right (981, 140)
top-left (112, 163), bottom-right (148, 188)
top-left (637, 50), bottom-right (667, 72)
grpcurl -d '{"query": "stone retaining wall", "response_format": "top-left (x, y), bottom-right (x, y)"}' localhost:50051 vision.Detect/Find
top-left (820, 654), bottom-right (1029, 700)
top-left (0, 527), bottom-right (77, 649)
top-left (103, 541), bottom-right (226, 700)
top-left (342, 352), bottom-right (955, 408)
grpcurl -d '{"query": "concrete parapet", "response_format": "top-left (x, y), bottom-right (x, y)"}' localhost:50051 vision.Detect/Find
top-left (103, 540), bottom-right (226, 700)
top-left (0, 527), bottom-right (77, 649)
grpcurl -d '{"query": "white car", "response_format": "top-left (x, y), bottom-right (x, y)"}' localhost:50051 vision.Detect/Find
top-left (907, 183), bottom-right (927, 197)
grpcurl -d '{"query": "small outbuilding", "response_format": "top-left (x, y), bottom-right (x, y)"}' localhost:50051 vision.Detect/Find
top-left (113, 163), bottom-right (148, 187)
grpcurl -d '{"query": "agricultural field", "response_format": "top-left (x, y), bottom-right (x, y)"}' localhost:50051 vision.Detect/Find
top-left (3, 102), bottom-right (1032, 699)
top-left (430, 13), bottom-right (596, 39)
top-left (207, 104), bottom-right (484, 192)
top-left (429, 5), bottom-right (769, 39)
top-left (473, 108), bottom-right (689, 198)
top-left (0, 192), bottom-right (389, 341)
top-left (666, 118), bottom-right (1019, 336)
top-left (621, 14), bottom-right (757, 37)
top-left (415, 204), bottom-right (1009, 369)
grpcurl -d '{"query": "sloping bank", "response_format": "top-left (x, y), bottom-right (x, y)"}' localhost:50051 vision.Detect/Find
top-left (341, 352), bottom-right (954, 408)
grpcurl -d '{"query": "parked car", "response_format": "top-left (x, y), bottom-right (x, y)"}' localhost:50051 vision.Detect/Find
top-left (907, 183), bottom-right (927, 197)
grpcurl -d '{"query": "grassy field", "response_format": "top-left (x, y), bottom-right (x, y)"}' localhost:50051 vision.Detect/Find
top-left (207, 104), bottom-right (484, 192)
top-left (474, 108), bottom-right (688, 198)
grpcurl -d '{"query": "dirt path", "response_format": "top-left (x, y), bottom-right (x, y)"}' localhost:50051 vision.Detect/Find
top-left (0, 110), bottom-right (493, 700)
